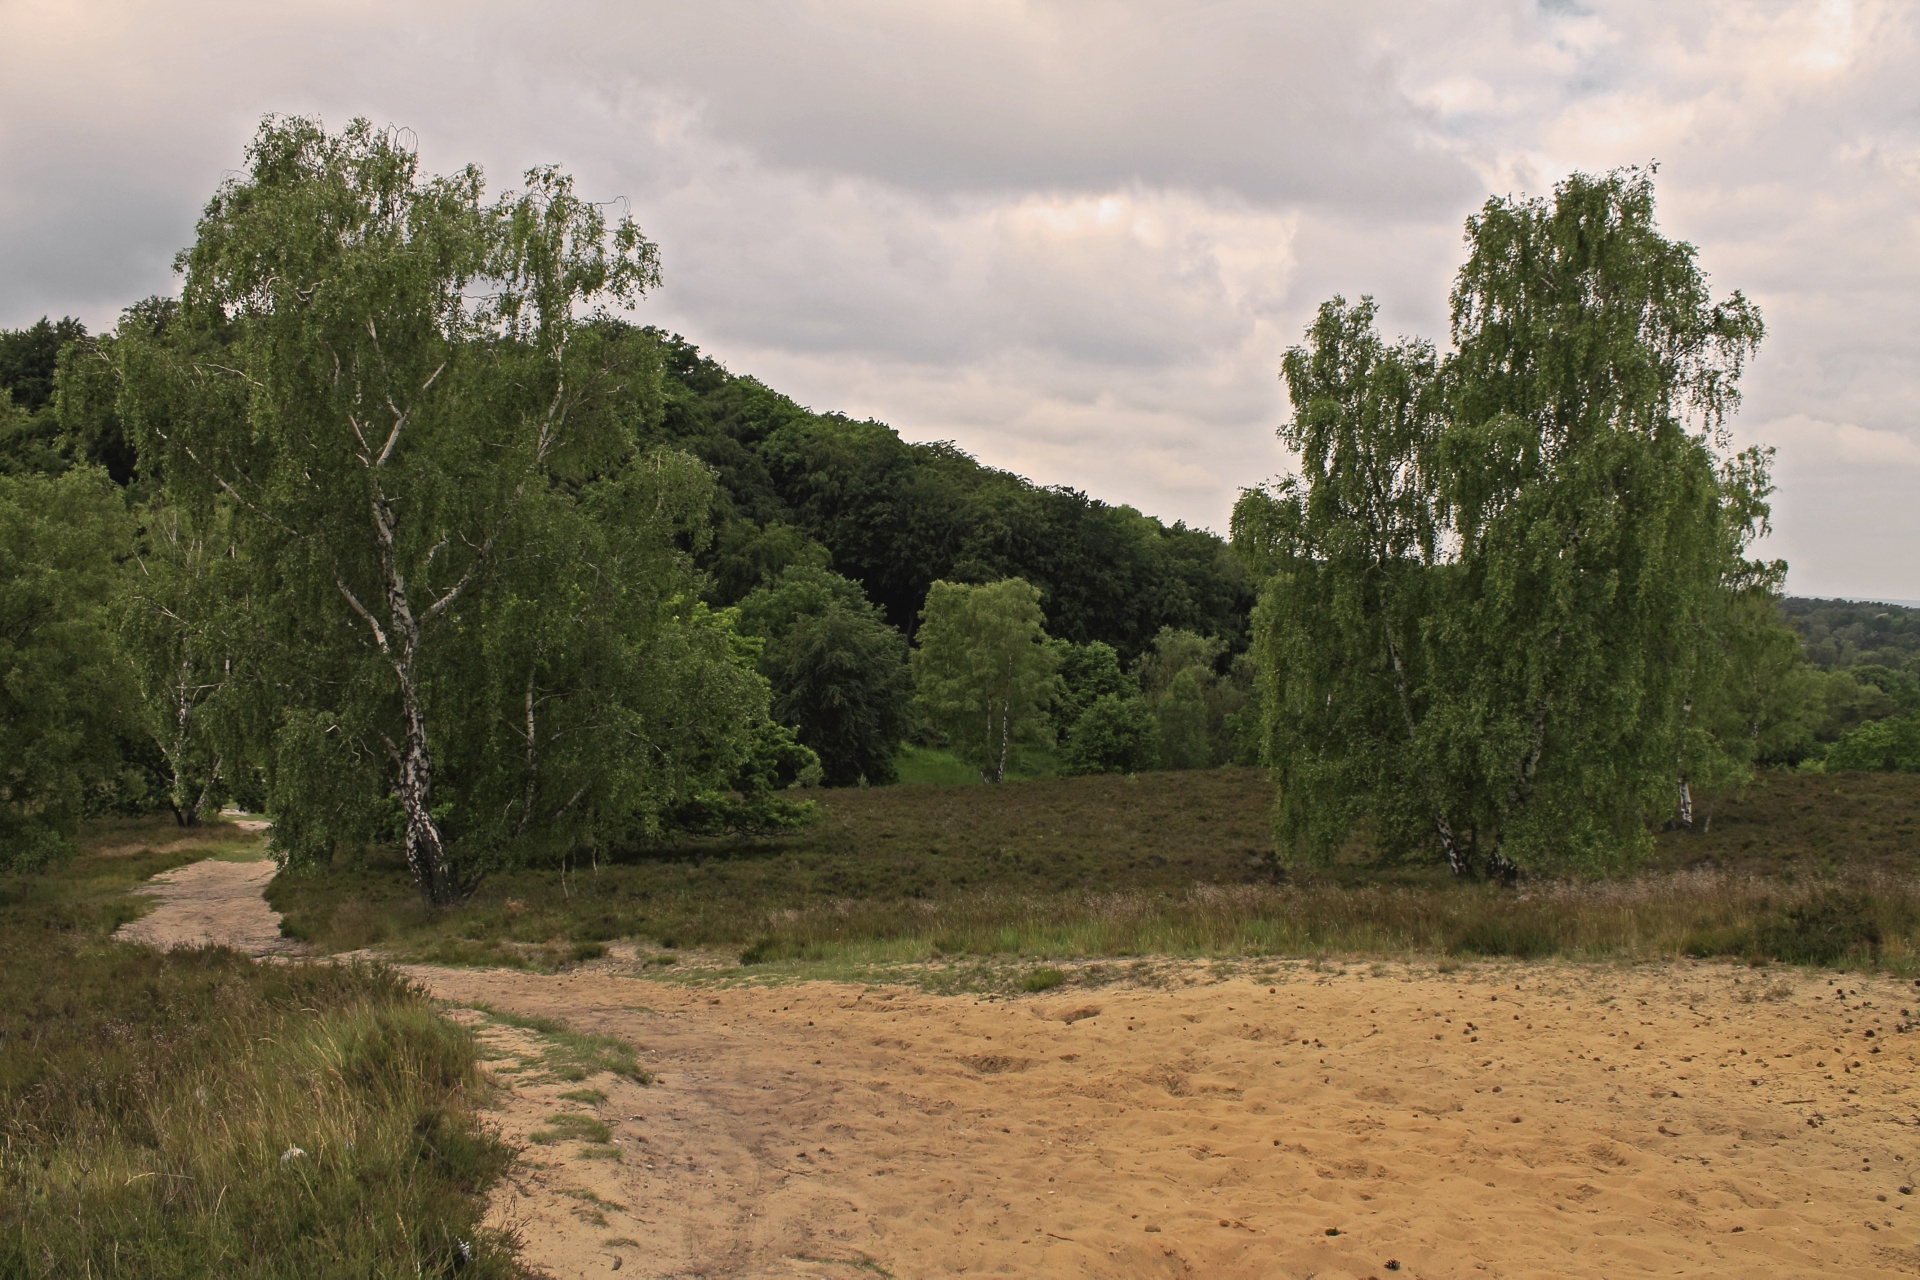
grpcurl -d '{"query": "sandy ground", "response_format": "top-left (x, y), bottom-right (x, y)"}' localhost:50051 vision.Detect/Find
top-left (112, 854), bottom-right (306, 956)
top-left (116, 860), bottom-right (1920, 1279)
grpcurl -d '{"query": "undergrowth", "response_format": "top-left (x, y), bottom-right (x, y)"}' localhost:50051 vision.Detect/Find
top-left (268, 767), bottom-right (1920, 975)
top-left (0, 818), bottom-right (521, 1278)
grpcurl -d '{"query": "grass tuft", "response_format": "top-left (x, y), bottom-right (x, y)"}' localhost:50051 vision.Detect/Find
top-left (472, 1005), bottom-right (652, 1084)
top-left (0, 818), bottom-right (521, 1278)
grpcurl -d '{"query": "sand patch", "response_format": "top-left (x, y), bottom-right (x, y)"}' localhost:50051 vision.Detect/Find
top-left (113, 857), bottom-right (304, 956)
top-left (411, 960), bottom-right (1920, 1279)
top-left (113, 860), bottom-right (1920, 1278)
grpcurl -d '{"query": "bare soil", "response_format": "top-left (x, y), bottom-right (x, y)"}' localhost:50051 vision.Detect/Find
top-left (118, 858), bottom-right (1920, 1278)
top-left (113, 852), bottom-right (305, 957)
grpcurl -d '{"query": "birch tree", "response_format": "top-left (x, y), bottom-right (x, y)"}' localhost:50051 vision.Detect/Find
top-left (911, 578), bottom-right (1059, 783)
top-left (126, 117), bottom-right (765, 902)
top-left (118, 502), bottom-right (245, 825)
top-left (1239, 169), bottom-right (1769, 876)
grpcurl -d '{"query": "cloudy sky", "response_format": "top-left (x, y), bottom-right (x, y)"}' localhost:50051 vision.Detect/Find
top-left (3, 0), bottom-right (1916, 599)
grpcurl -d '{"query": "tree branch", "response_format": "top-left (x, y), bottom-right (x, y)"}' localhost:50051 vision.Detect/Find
top-left (336, 577), bottom-right (391, 653)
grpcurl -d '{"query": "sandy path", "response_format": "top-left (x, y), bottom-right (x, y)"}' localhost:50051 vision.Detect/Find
top-left (112, 856), bottom-right (306, 956)
top-left (421, 960), bottom-right (1920, 1280)
top-left (112, 859), bottom-right (1920, 1278)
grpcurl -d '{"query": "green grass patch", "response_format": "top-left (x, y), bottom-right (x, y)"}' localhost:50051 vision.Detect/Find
top-left (0, 817), bottom-right (520, 1278)
top-left (894, 743), bottom-right (1061, 785)
top-left (472, 1005), bottom-right (651, 1084)
top-left (529, 1114), bottom-right (612, 1145)
top-left (1020, 966), bottom-right (1068, 992)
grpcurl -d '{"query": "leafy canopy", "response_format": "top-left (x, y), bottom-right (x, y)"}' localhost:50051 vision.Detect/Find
top-left (124, 116), bottom-right (778, 900)
top-left (1237, 168), bottom-right (1771, 876)
top-left (911, 578), bottom-right (1061, 784)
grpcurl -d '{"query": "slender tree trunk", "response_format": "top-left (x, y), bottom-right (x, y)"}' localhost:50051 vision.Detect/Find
top-left (1382, 620), bottom-right (1470, 877)
top-left (167, 658), bottom-right (197, 826)
top-left (371, 493), bottom-right (460, 906)
top-left (995, 696), bottom-right (1011, 784)
top-left (517, 665), bottom-right (538, 835)
top-left (1675, 775), bottom-right (1694, 831)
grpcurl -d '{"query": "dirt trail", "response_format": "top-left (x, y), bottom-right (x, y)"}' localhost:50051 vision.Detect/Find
top-left (118, 859), bottom-right (1920, 1279)
top-left (113, 854), bottom-right (305, 956)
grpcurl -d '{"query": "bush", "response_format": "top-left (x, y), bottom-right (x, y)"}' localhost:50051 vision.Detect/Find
top-left (1825, 715), bottom-right (1920, 773)
top-left (1062, 694), bottom-right (1160, 775)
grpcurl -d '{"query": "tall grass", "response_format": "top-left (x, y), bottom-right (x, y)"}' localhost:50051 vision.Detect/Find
top-left (727, 869), bottom-right (1920, 971)
top-left (0, 820), bottom-right (520, 1278)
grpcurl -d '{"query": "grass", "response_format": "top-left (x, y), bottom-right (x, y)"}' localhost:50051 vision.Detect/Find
top-left (894, 742), bottom-right (1062, 785)
top-left (529, 1113), bottom-right (612, 1145)
top-left (0, 818), bottom-right (521, 1278)
top-left (267, 767), bottom-right (1920, 977)
top-left (470, 1005), bottom-right (652, 1084)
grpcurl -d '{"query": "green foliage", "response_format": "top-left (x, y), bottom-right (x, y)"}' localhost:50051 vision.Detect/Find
top-left (1061, 693), bottom-right (1161, 775)
top-left (0, 821), bottom-right (517, 1277)
top-left (1240, 169), bottom-right (1770, 877)
top-left (763, 605), bottom-right (912, 786)
top-left (0, 469), bottom-right (139, 867)
top-left (911, 579), bottom-right (1061, 783)
top-left (736, 565), bottom-right (913, 786)
top-left (1052, 639), bottom-right (1135, 726)
top-left (705, 519), bottom-right (831, 604)
top-left (117, 502), bottom-right (249, 826)
top-left (1825, 715), bottom-right (1920, 773)
top-left (1784, 597), bottom-right (1920, 672)
top-left (0, 316), bottom-right (85, 414)
top-left (0, 317), bottom-right (127, 482)
top-left (119, 117), bottom-right (776, 901)
top-left (735, 564), bottom-right (872, 640)
top-left (1133, 627), bottom-right (1252, 769)
top-left (649, 333), bottom-right (1252, 658)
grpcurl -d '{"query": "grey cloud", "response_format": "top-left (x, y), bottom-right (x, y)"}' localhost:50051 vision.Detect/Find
top-left (508, 0), bottom-right (1482, 210)
top-left (0, 0), bottom-right (1915, 592)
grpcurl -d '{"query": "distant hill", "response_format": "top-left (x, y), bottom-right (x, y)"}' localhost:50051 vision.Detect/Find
top-left (645, 330), bottom-right (1253, 657)
top-left (1782, 597), bottom-right (1920, 671)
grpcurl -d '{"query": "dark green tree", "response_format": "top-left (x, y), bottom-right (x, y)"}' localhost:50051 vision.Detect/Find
top-left (737, 565), bottom-right (913, 785)
top-left (1061, 694), bottom-right (1160, 775)
top-left (762, 607), bottom-right (912, 786)
top-left (1240, 168), bottom-right (1769, 876)
top-left (1053, 639), bottom-right (1135, 727)
top-left (0, 469), bottom-right (137, 865)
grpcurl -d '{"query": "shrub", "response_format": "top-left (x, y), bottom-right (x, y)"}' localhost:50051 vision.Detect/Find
top-left (1062, 694), bottom-right (1160, 775)
top-left (1826, 715), bottom-right (1920, 773)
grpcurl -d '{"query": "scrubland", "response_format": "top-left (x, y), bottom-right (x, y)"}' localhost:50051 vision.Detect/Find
top-left (270, 767), bottom-right (1920, 984)
top-left (0, 821), bottom-right (518, 1278)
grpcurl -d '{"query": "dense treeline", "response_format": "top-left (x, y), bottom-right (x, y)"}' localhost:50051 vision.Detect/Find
top-left (646, 332), bottom-right (1253, 655)
top-left (0, 117), bottom-right (1256, 892)
top-left (1784, 597), bottom-right (1920, 671)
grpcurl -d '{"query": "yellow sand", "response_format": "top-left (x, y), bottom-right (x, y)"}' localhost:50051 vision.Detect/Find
top-left (424, 959), bottom-right (1920, 1279)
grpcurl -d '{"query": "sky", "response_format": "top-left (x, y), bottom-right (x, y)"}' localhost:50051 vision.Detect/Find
top-left (2, 0), bottom-right (1916, 600)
